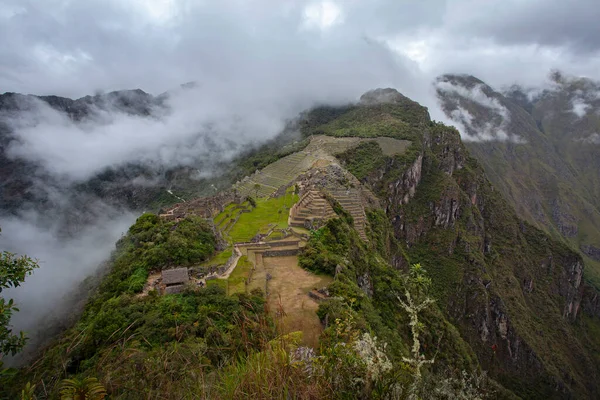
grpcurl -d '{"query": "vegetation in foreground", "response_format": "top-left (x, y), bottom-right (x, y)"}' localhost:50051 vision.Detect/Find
top-left (2, 208), bottom-right (502, 399)
top-left (3, 92), bottom-right (600, 400)
top-left (0, 227), bottom-right (39, 366)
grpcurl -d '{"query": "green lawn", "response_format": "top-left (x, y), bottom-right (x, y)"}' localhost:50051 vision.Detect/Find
top-left (227, 256), bottom-right (254, 295)
top-left (202, 247), bottom-right (233, 267)
top-left (219, 187), bottom-right (299, 243)
top-left (215, 202), bottom-right (252, 230)
top-left (213, 205), bottom-right (233, 226)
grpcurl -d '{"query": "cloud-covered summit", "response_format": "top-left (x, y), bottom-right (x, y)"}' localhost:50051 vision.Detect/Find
top-left (434, 74), bottom-right (525, 143)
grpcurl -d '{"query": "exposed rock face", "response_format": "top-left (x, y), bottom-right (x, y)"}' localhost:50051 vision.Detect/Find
top-left (559, 260), bottom-right (584, 321)
top-left (432, 187), bottom-right (460, 229)
top-left (432, 130), bottom-right (465, 176)
top-left (436, 75), bottom-right (600, 327)
top-left (552, 199), bottom-right (579, 238)
top-left (356, 110), bottom-right (600, 397)
top-left (382, 155), bottom-right (422, 215)
top-left (582, 286), bottom-right (600, 317)
top-left (357, 272), bottom-right (373, 297)
top-left (581, 244), bottom-right (600, 261)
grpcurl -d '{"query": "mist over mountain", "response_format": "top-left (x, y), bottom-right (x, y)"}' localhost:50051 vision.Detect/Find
top-left (436, 72), bottom-right (600, 288)
top-left (2, 81), bottom-right (599, 399)
top-left (1, 1), bottom-right (600, 399)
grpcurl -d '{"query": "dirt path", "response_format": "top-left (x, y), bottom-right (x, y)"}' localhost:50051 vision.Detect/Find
top-left (218, 246), bottom-right (242, 280)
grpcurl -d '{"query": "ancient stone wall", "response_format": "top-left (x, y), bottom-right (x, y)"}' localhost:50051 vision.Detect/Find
top-left (160, 190), bottom-right (241, 220)
top-left (263, 249), bottom-right (299, 257)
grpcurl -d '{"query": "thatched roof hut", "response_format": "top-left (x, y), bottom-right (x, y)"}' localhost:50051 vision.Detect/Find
top-left (162, 268), bottom-right (189, 286)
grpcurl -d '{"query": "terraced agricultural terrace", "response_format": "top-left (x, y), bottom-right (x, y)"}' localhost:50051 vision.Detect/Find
top-left (157, 134), bottom-right (410, 342)
top-left (234, 151), bottom-right (318, 198)
top-left (233, 135), bottom-right (410, 199)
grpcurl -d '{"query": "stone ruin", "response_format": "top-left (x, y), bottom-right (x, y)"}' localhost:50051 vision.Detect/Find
top-left (159, 190), bottom-right (242, 221)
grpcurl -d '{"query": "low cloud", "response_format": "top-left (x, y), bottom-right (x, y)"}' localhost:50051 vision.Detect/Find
top-left (436, 81), bottom-right (511, 120)
top-left (3, 89), bottom-right (284, 182)
top-left (0, 208), bottom-right (137, 365)
top-left (2, 35), bottom-right (435, 183)
top-left (449, 105), bottom-right (524, 143)
top-left (576, 132), bottom-right (600, 144)
top-left (571, 97), bottom-right (590, 118)
top-left (435, 79), bottom-right (526, 143)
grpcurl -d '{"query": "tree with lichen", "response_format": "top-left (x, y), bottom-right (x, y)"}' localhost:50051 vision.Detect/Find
top-left (397, 263), bottom-right (436, 399)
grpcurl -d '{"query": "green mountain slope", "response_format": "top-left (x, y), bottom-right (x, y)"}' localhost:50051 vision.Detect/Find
top-left (4, 88), bottom-right (600, 399)
top-left (315, 93), bottom-right (600, 397)
top-left (436, 74), bottom-right (600, 288)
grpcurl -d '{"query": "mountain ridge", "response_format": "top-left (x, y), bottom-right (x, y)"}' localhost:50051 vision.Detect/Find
top-left (437, 73), bottom-right (600, 289)
top-left (2, 85), bottom-right (600, 399)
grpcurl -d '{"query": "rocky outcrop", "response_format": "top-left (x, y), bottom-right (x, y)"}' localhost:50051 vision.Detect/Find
top-left (581, 244), bottom-right (600, 261)
top-left (559, 260), bottom-right (585, 321)
top-left (360, 112), bottom-right (600, 397)
top-left (552, 199), bottom-right (579, 238)
top-left (582, 284), bottom-right (600, 317)
top-left (357, 272), bottom-right (373, 297)
top-left (389, 155), bottom-right (422, 207)
top-left (474, 295), bottom-right (549, 386)
top-left (160, 190), bottom-right (241, 220)
top-left (359, 88), bottom-right (410, 105)
top-left (432, 187), bottom-right (461, 229)
top-left (431, 131), bottom-right (465, 176)
top-left (377, 155), bottom-right (424, 234)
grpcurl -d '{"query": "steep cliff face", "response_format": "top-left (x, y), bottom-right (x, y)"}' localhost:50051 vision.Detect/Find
top-left (388, 125), bottom-right (598, 398)
top-left (322, 92), bottom-right (600, 398)
top-left (386, 154), bottom-right (423, 208)
top-left (436, 74), bottom-right (600, 290)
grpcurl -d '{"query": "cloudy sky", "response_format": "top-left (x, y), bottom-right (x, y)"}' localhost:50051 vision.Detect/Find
top-left (2, 0), bottom-right (600, 363)
top-left (2, 0), bottom-right (600, 101)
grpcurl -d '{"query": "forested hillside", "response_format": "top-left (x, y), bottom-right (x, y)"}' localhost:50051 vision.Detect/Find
top-left (2, 88), bottom-right (599, 399)
top-left (436, 74), bottom-right (600, 288)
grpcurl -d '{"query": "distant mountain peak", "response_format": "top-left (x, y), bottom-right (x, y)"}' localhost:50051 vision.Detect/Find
top-left (437, 73), bottom-right (487, 88)
top-left (359, 88), bottom-right (408, 105)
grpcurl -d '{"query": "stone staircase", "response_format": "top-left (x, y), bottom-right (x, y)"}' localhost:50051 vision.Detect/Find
top-left (289, 190), bottom-right (336, 229)
top-left (328, 189), bottom-right (368, 241)
top-left (289, 189), bottom-right (368, 241)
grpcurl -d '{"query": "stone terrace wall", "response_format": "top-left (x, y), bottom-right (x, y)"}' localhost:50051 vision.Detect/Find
top-left (160, 190), bottom-right (241, 221)
top-left (263, 249), bottom-right (299, 257)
